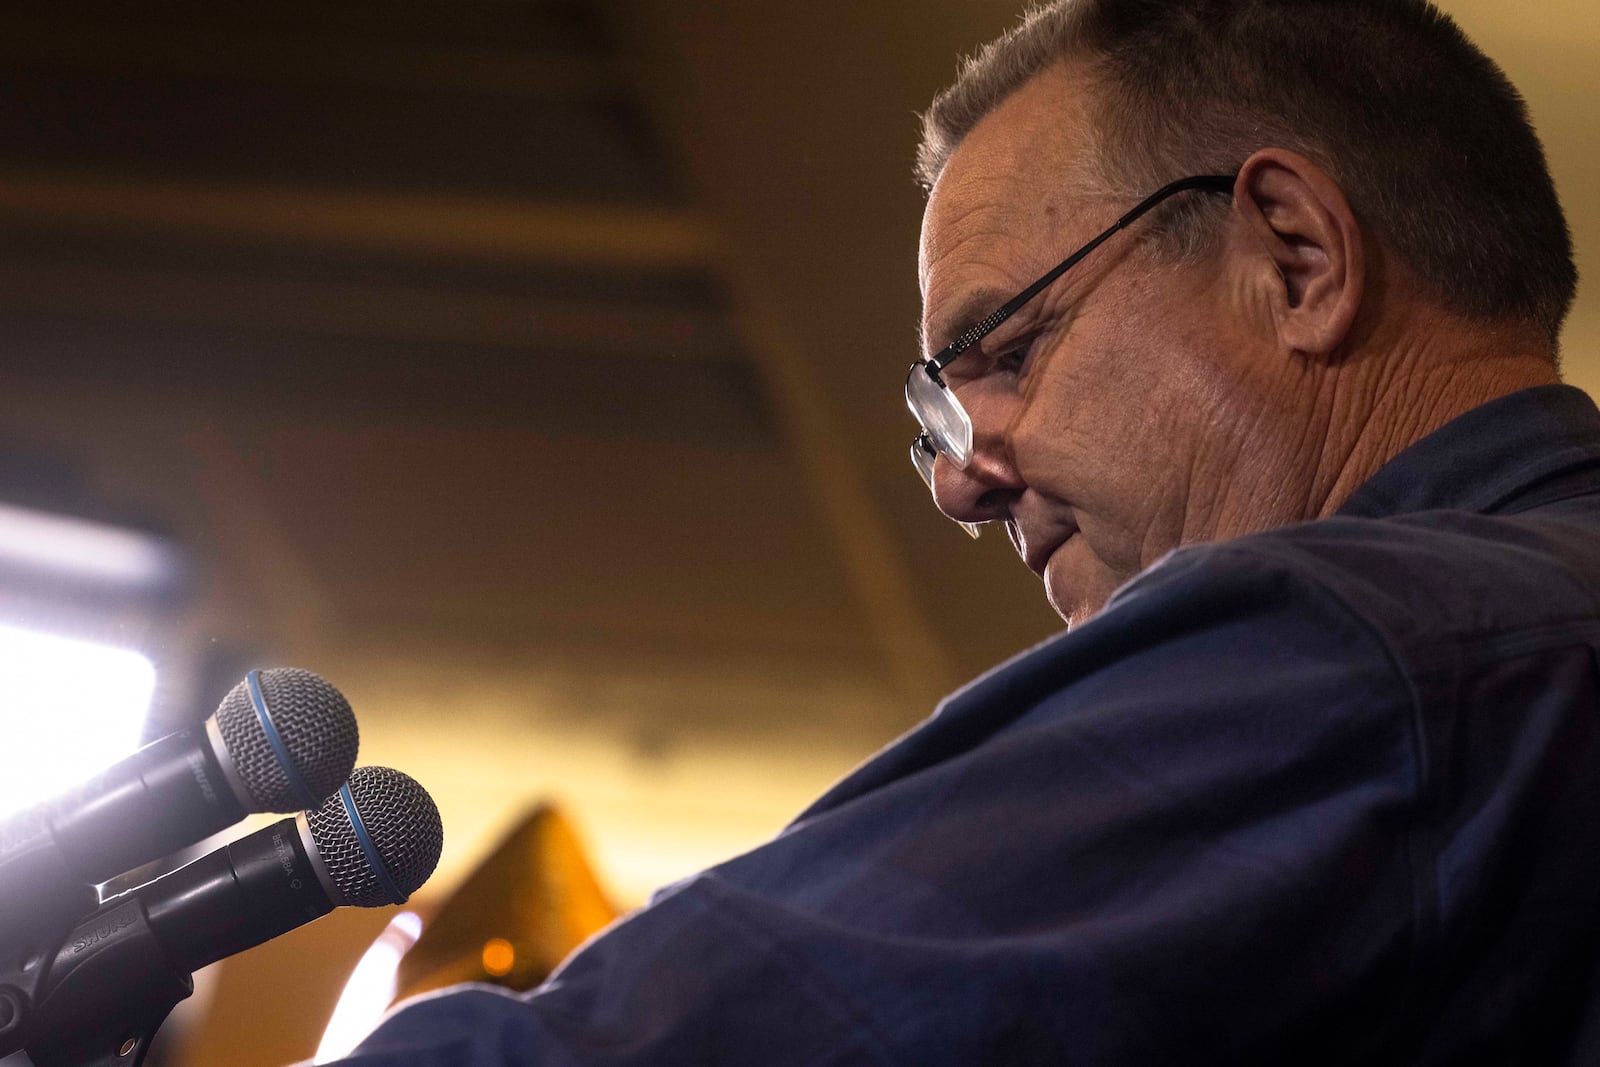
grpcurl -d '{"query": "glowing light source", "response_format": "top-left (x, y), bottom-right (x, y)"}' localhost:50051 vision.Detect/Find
top-left (0, 625), bottom-right (155, 817)
top-left (316, 911), bottom-right (424, 1064)
top-left (0, 501), bottom-right (179, 590)
top-left (480, 937), bottom-right (515, 978)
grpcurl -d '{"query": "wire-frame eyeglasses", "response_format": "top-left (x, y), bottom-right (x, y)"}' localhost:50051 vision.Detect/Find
top-left (906, 173), bottom-right (1237, 538)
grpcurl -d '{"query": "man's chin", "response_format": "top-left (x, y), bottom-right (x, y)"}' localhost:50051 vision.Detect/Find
top-left (1048, 593), bottom-right (1103, 630)
top-left (1043, 548), bottom-right (1118, 628)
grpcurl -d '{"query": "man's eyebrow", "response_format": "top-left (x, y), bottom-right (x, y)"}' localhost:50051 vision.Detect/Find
top-left (920, 286), bottom-right (1016, 358)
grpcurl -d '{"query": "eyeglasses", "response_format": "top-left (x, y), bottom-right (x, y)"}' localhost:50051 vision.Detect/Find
top-left (906, 173), bottom-right (1237, 537)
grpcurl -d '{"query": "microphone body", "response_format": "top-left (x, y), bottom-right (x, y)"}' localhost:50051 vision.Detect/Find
top-left (139, 810), bottom-right (333, 974)
top-left (7, 724), bottom-right (245, 894)
top-left (0, 767), bottom-right (442, 1067)
top-left (0, 669), bottom-right (359, 946)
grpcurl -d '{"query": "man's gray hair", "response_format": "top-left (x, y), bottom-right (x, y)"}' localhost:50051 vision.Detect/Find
top-left (917, 0), bottom-right (1577, 347)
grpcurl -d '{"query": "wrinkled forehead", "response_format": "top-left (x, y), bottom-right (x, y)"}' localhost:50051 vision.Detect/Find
top-left (918, 63), bottom-right (1103, 328)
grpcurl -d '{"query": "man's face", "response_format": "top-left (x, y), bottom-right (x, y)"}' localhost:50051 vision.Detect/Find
top-left (919, 64), bottom-right (1280, 626)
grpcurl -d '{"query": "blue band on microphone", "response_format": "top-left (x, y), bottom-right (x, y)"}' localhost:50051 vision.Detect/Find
top-left (246, 668), bottom-right (318, 810)
top-left (339, 782), bottom-right (407, 905)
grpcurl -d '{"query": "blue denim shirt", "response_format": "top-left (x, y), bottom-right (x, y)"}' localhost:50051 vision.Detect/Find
top-left (331, 385), bottom-right (1600, 1065)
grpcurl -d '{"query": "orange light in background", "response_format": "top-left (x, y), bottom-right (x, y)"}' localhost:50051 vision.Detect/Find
top-left (393, 804), bottom-right (621, 1001)
top-left (480, 938), bottom-right (515, 978)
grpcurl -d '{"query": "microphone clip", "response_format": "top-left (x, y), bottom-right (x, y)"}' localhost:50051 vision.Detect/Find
top-left (0, 895), bottom-right (192, 1067)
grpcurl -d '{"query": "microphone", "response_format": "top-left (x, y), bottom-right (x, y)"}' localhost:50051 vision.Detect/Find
top-left (0, 668), bottom-right (360, 942)
top-left (2, 767), bottom-right (442, 1066)
top-left (109, 765), bottom-right (443, 972)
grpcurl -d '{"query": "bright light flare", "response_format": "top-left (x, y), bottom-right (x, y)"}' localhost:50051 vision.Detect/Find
top-left (316, 911), bottom-right (424, 1064)
top-left (0, 625), bottom-right (155, 817)
top-left (0, 502), bottom-right (179, 590)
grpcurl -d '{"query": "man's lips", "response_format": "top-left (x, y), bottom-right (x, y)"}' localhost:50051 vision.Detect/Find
top-left (1015, 525), bottom-right (1076, 577)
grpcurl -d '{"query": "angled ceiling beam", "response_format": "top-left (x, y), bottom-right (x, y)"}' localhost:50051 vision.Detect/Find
top-left (725, 274), bottom-right (959, 707)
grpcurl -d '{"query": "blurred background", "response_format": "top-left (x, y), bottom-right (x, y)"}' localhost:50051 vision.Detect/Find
top-left (0, 1), bottom-right (1592, 1063)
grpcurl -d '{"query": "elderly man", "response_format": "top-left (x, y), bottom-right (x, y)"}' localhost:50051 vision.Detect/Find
top-left (330, 0), bottom-right (1599, 1062)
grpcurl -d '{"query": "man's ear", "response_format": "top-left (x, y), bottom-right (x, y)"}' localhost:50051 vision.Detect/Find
top-left (1232, 148), bottom-right (1365, 358)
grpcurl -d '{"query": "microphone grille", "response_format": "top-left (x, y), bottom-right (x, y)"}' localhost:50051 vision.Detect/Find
top-left (215, 668), bottom-right (360, 811)
top-left (307, 766), bottom-right (443, 907)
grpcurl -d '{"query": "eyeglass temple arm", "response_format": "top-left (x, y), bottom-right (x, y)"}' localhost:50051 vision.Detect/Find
top-left (930, 173), bottom-right (1237, 373)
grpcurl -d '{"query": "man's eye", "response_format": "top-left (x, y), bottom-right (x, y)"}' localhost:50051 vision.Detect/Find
top-left (943, 336), bottom-right (1035, 386)
top-left (991, 343), bottom-right (1032, 375)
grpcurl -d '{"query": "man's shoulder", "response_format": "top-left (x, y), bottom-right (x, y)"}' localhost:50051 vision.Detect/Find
top-left (1116, 501), bottom-right (1600, 665)
top-left (826, 494), bottom-right (1600, 822)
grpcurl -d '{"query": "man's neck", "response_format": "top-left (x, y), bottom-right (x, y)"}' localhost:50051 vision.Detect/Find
top-left (1314, 316), bottom-right (1561, 518)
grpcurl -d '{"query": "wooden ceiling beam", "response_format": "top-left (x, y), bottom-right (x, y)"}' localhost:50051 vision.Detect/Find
top-left (0, 168), bottom-right (718, 270)
top-left (0, 16), bottom-right (621, 101)
top-left (0, 260), bottom-right (731, 359)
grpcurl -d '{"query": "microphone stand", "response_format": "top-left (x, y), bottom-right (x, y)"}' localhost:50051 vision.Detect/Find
top-left (0, 894), bottom-right (193, 1067)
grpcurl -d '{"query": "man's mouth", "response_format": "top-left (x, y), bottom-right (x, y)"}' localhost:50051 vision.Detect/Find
top-left (1014, 525), bottom-right (1076, 578)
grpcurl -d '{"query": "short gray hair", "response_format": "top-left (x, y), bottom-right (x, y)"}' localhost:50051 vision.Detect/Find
top-left (917, 0), bottom-right (1577, 347)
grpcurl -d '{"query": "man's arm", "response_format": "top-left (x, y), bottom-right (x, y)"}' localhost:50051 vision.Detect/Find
top-left (327, 543), bottom-right (1426, 1065)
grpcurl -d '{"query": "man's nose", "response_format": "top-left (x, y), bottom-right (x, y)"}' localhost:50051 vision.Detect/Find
top-left (931, 397), bottom-right (1024, 527)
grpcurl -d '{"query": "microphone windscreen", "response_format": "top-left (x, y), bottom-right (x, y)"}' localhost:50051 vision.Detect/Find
top-left (309, 766), bottom-right (443, 907)
top-left (214, 668), bottom-right (360, 810)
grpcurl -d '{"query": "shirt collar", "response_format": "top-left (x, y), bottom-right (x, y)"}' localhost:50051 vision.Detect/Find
top-left (1336, 384), bottom-right (1600, 520)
